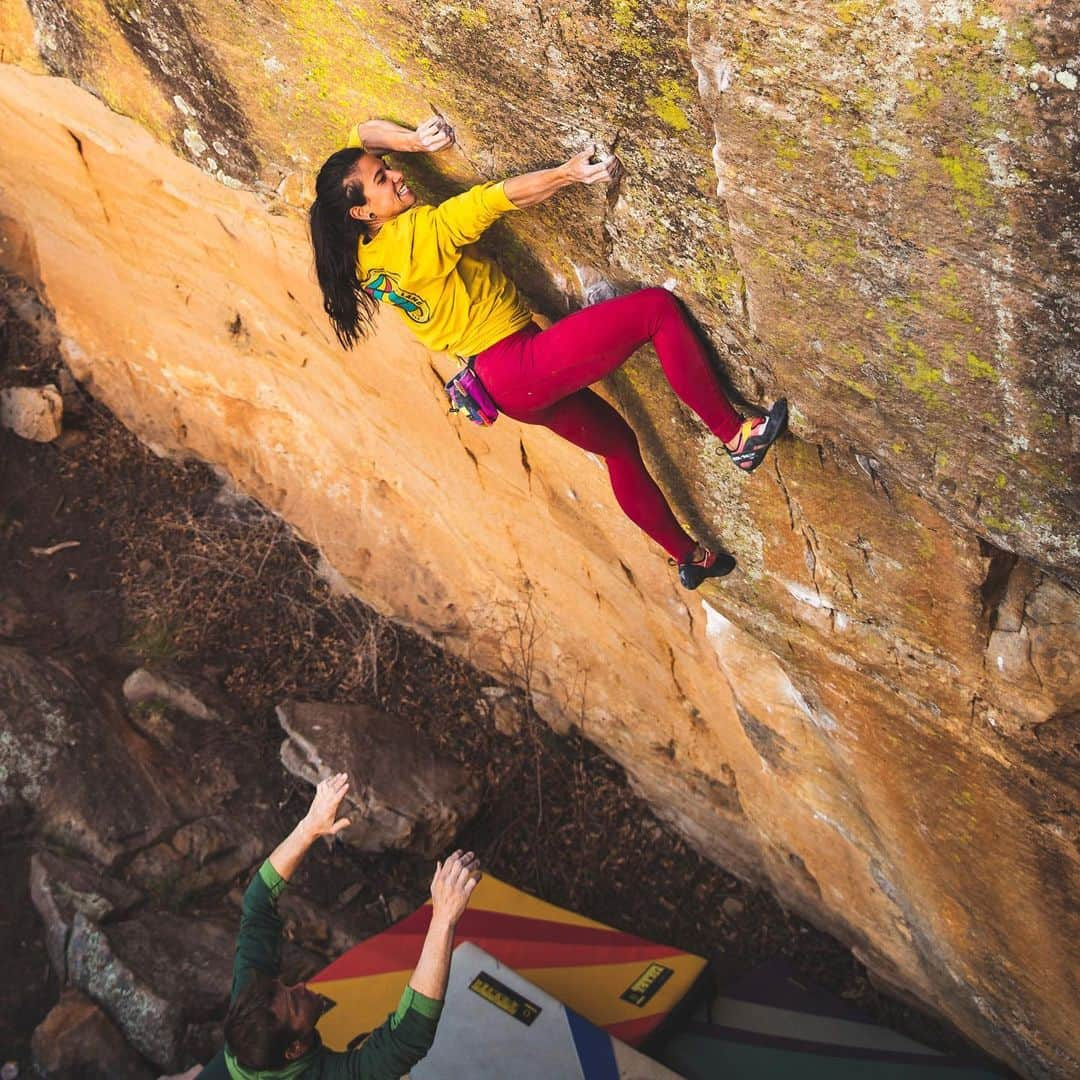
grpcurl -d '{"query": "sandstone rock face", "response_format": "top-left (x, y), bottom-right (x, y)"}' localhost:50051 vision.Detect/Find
top-left (278, 700), bottom-right (482, 857)
top-left (0, 9), bottom-right (1076, 1077)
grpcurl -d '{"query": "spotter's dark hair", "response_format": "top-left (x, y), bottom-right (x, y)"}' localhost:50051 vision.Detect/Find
top-left (224, 972), bottom-right (294, 1070)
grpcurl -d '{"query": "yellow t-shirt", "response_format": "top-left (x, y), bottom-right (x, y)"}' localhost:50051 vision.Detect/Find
top-left (345, 127), bottom-right (534, 357)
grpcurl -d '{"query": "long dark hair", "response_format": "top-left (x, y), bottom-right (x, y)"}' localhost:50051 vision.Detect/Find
top-left (309, 148), bottom-right (378, 349)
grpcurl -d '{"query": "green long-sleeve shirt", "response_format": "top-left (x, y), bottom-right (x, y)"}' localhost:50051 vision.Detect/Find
top-left (195, 860), bottom-right (441, 1080)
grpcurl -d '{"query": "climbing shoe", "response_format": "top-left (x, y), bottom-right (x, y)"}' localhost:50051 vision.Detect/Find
top-left (726, 398), bottom-right (788, 472)
top-left (678, 546), bottom-right (736, 590)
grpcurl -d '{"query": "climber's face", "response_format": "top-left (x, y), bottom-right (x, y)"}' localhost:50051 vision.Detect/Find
top-left (347, 152), bottom-right (416, 227)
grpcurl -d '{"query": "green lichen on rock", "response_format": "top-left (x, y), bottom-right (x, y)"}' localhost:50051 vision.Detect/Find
top-left (646, 77), bottom-right (693, 131)
top-left (965, 352), bottom-right (999, 382)
top-left (937, 147), bottom-right (994, 217)
top-left (850, 129), bottom-right (902, 184)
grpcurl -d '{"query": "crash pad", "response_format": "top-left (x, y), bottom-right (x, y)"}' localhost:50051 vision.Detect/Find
top-left (311, 874), bottom-right (706, 1052)
top-left (407, 942), bottom-right (683, 1078)
top-left (657, 959), bottom-right (1004, 1079)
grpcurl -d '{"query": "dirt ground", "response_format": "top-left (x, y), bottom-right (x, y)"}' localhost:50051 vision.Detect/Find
top-left (0, 276), bottom-right (1003, 1071)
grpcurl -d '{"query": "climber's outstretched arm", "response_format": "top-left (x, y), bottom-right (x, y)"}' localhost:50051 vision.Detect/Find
top-left (503, 148), bottom-right (621, 208)
top-left (356, 116), bottom-right (455, 154)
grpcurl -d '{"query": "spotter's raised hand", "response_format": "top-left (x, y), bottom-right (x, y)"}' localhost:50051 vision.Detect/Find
top-left (302, 772), bottom-right (352, 839)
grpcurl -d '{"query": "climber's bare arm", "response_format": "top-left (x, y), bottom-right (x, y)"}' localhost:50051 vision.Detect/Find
top-left (356, 116), bottom-right (455, 154)
top-left (503, 148), bottom-right (621, 209)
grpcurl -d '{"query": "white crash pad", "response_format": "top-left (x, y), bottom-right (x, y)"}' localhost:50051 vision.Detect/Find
top-left (411, 942), bottom-right (683, 1079)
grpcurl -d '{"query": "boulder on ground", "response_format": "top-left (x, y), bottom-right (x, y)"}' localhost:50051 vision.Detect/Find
top-left (124, 813), bottom-right (265, 899)
top-left (0, 647), bottom-right (178, 865)
top-left (31, 988), bottom-right (153, 1079)
top-left (0, 383), bottom-right (62, 441)
top-left (67, 910), bottom-right (233, 1072)
top-left (121, 666), bottom-right (241, 809)
top-left (30, 850), bottom-right (143, 982)
top-left (122, 667), bottom-right (231, 726)
top-left (277, 700), bottom-right (481, 858)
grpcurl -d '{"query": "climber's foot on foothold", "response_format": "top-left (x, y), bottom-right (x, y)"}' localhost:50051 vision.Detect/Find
top-left (725, 398), bottom-right (788, 472)
top-left (678, 545), bottom-right (736, 590)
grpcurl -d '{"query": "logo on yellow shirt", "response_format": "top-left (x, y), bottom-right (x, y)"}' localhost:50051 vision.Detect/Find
top-left (361, 270), bottom-right (431, 324)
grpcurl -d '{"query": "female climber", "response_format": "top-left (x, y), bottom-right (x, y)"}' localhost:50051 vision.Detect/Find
top-left (308, 115), bottom-right (787, 589)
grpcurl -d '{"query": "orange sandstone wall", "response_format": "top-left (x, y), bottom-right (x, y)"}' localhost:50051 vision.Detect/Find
top-left (0, 2), bottom-right (1077, 1072)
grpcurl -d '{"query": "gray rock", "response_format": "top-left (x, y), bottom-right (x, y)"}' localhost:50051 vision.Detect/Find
top-left (67, 911), bottom-right (233, 1071)
top-left (277, 700), bottom-right (481, 858)
top-left (122, 667), bottom-right (227, 725)
top-left (124, 814), bottom-right (264, 900)
top-left (29, 850), bottom-right (143, 981)
top-left (31, 988), bottom-right (153, 1079)
top-left (0, 647), bottom-right (178, 865)
top-left (121, 667), bottom-right (240, 810)
top-left (0, 383), bottom-right (62, 441)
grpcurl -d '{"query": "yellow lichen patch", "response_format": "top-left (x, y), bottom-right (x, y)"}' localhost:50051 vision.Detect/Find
top-left (900, 77), bottom-right (944, 121)
top-left (937, 146), bottom-right (993, 217)
top-left (899, 353), bottom-right (944, 404)
top-left (982, 502), bottom-right (1014, 533)
top-left (935, 266), bottom-right (975, 324)
top-left (884, 295), bottom-right (923, 319)
top-left (851, 132), bottom-right (902, 184)
top-left (883, 323), bottom-right (946, 406)
top-left (831, 0), bottom-right (871, 25)
top-left (607, 0), bottom-right (654, 58)
top-left (774, 141), bottom-right (801, 171)
top-left (1006, 24), bottom-right (1039, 67)
top-left (965, 352), bottom-right (999, 382)
top-left (611, 0), bottom-right (638, 30)
top-left (647, 78), bottom-right (692, 132)
top-left (456, 6), bottom-right (489, 30)
top-left (836, 374), bottom-right (876, 400)
top-left (818, 88), bottom-right (842, 111)
top-left (832, 343), bottom-right (865, 368)
top-left (615, 32), bottom-right (654, 60)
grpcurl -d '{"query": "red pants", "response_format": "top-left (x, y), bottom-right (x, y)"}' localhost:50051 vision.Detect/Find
top-left (474, 288), bottom-right (742, 561)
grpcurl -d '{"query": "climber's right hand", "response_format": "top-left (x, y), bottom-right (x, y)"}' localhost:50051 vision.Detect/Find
top-left (561, 147), bottom-right (622, 186)
top-left (413, 115), bottom-right (455, 153)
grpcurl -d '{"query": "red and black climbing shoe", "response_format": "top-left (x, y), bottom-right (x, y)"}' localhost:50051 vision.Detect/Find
top-left (726, 398), bottom-right (788, 473)
top-left (678, 546), bottom-right (737, 590)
